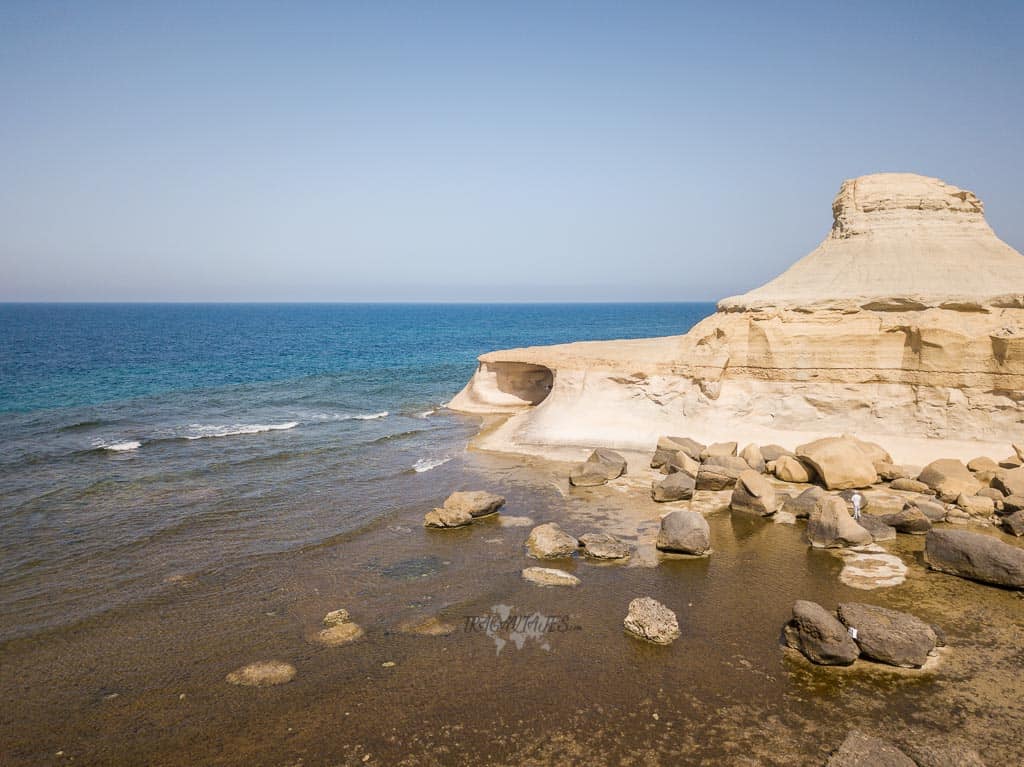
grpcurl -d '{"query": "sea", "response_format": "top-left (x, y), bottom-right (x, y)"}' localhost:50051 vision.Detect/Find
top-left (0, 302), bottom-right (713, 643)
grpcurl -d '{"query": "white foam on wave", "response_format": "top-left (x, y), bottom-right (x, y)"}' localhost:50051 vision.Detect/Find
top-left (413, 456), bottom-right (452, 473)
top-left (184, 422), bottom-right (299, 440)
top-left (347, 411), bottom-right (388, 421)
top-left (95, 440), bottom-right (142, 452)
top-left (416, 409), bottom-right (436, 419)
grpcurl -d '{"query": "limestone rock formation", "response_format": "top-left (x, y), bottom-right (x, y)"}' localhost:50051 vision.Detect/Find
top-left (450, 174), bottom-right (1024, 466)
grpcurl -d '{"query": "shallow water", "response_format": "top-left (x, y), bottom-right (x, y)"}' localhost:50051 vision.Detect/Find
top-left (2, 452), bottom-right (1021, 765)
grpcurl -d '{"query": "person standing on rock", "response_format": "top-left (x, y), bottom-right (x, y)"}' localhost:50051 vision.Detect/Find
top-left (851, 491), bottom-right (863, 521)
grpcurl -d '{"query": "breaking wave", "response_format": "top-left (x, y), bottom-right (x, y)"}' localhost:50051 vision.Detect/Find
top-left (183, 422), bottom-right (299, 440)
top-left (93, 440), bottom-right (142, 453)
top-left (412, 456), bottom-right (451, 473)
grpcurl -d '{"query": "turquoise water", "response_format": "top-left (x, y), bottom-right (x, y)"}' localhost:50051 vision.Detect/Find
top-left (0, 303), bottom-right (713, 640)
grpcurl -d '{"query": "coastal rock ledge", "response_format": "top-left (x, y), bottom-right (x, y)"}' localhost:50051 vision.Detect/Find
top-left (449, 173), bottom-right (1024, 465)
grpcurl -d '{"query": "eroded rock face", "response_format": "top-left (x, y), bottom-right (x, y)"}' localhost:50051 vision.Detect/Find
top-left (925, 529), bottom-right (1024, 587)
top-left (623, 597), bottom-right (680, 645)
top-left (655, 510), bottom-right (710, 555)
top-left (837, 603), bottom-right (938, 668)
top-left (782, 600), bottom-right (859, 666)
top-left (526, 523), bottom-right (578, 559)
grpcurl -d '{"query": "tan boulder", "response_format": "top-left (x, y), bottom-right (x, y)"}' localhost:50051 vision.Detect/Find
top-left (526, 523), bottom-right (578, 559)
top-left (992, 466), bottom-right (1024, 497)
top-left (423, 507), bottom-right (473, 528)
top-left (806, 496), bottom-right (872, 548)
top-left (730, 470), bottom-right (778, 516)
top-left (443, 490), bottom-right (506, 518)
top-left (665, 450), bottom-right (700, 478)
top-left (739, 443), bottom-right (766, 473)
top-left (773, 455), bottom-right (814, 483)
top-left (796, 437), bottom-right (878, 490)
top-left (956, 493), bottom-right (996, 518)
top-left (918, 459), bottom-right (982, 501)
top-left (700, 441), bottom-right (738, 460)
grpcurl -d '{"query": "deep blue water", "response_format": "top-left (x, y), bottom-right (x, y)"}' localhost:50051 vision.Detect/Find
top-left (0, 303), bottom-right (713, 640)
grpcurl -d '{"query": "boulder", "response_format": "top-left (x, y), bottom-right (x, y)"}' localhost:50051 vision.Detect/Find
top-left (570, 448), bottom-right (626, 486)
top-left (655, 510), bottom-right (711, 555)
top-left (782, 486), bottom-right (827, 519)
top-left (836, 603), bottom-right (939, 668)
top-left (796, 437), bottom-right (878, 490)
top-left (976, 486), bottom-right (1004, 503)
top-left (665, 450), bottom-right (700, 478)
top-left (526, 523), bottom-right (578, 559)
top-left (657, 435), bottom-right (704, 461)
top-left (917, 459), bottom-right (982, 502)
top-left (1001, 510), bottom-right (1024, 537)
top-left (226, 661), bottom-right (297, 687)
top-left (652, 471), bottom-right (696, 502)
top-left (879, 506), bottom-right (933, 535)
top-left (914, 499), bottom-right (949, 523)
top-left (956, 492), bottom-right (995, 518)
top-left (924, 529), bottom-right (1024, 588)
top-left (967, 456), bottom-right (999, 474)
top-left (806, 497), bottom-right (873, 548)
top-left (650, 448), bottom-right (673, 470)
top-left (874, 462), bottom-right (911, 481)
top-left (521, 567), bottom-right (580, 587)
top-left (843, 434), bottom-right (893, 465)
top-left (759, 444), bottom-right (793, 462)
top-left (991, 466), bottom-right (1024, 497)
top-left (695, 455), bottom-right (749, 490)
top-left (739, 443), bottom-right (766, 473)
top-left (890, 478), bottom-right (934, 495)
top-left (730, 470), bottom-right (777, 516)
top-left (700, 441), bottom-right (737, 460)
top-left (623, 597), bottom-right (680, 645)
top-left (578, 532), bottom-right (631, 560)
top-left (782, 600), bottom-right (859, 666)
top-left (1001, 494), bottom-right (1024, 513)
top-left (443, 490), bottom-right (505, 518)
top-left (773, 454), bottom-right (815, 483)
top-left (998, 455), bottom-right (1022, 469)
top-left (857, 515), bottom-right (897, 542)
top-left (424, 507), bottom-right (473, 528)
top-left (827, 730), bottom-right (916, 767)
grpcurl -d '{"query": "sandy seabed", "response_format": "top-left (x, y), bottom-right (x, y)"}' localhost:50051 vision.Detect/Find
top-left (2, 449), bottom-right (1022, 766)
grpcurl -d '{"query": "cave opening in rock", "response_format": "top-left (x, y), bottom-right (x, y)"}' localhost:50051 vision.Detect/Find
top-left (486, 361), bottom-right (554, 406)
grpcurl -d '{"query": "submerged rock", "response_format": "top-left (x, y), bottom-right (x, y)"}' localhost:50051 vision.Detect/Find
top-left (807, 497), bottom-right (872, 548)
top-left (827, 730), bottom-right (916, 767)
top-left (322, 608), bottom-right (351, 628)
top-left (655, 510), bottom-right (711, 555)
top-left (226, 661), bottom-right (297, 687)
top-left (837, 602), bottom-right (938, 668)
top-left (651, 471), bottom-right (696, 502)
top-left (526, 523), bottom-right (578, 559)
top-left (782, 600), bottom-right (859, 666)
top-left (578, 532), bottom-right (631, 560)
top-left (521, 567), bottom-right (580, 587)
top-left (623, 597), bottom-right (680, 645)
top-left (315, 622), bottom-right (365, 646)
top-left (730, 470), bottom-right (777, 516)
top-left (925, 529), bottom-right (1024, 588)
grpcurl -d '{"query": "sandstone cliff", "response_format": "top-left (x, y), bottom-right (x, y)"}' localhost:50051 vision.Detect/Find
top-left (449, 174), bottom-right (1024, 463)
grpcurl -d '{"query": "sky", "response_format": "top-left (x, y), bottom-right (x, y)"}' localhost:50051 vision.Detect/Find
top-left (1, 1), bottom-right (1022, 302)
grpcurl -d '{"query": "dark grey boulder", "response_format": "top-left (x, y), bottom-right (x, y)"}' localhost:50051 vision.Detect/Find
top-left (782, 486), bottom-right (827, 519)
top-left (651, 471), bottom-right (696, 503)
top-left (999, 510), bottom-right (1024, 537)
top-left (924, 529), bottom-right (1024, 588)
top-left (914, 499), bottom-right (948, 523)
top-left (827, 731), bottom-right (916, 767)
top-left (837, 602), bottom-right (939, 668)
top-left (857, 514), bottom-right (897, 542)
top-left (655, 509), bottom-right (710, 555)
top-left (782, 600), bottom-right (858, 666)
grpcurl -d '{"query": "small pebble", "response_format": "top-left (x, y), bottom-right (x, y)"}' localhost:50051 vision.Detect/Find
top-left (382, 661), bottom-right (396, 668)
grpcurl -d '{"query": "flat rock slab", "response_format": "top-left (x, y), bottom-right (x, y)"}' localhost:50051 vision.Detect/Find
top-left (827, 730), bottom-right (916, 767)
top-left (834, 549), bottom-right (907, 590)
top-left (226, 661), bottom-right (297, 687)
top-left (924, 529), bottom-right (1024, 588)
top-left (623, 597), bottom-right (680, 645)
top-left (578, 532), bottom-right (631, 560)
top-left (837, 603), bottom-right (938, 668)
top-left (521, 567), bottom-right (580, 587)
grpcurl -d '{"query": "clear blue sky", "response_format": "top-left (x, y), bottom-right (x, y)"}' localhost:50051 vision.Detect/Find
top-left (1, 1), bottom-right (1021, 302)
